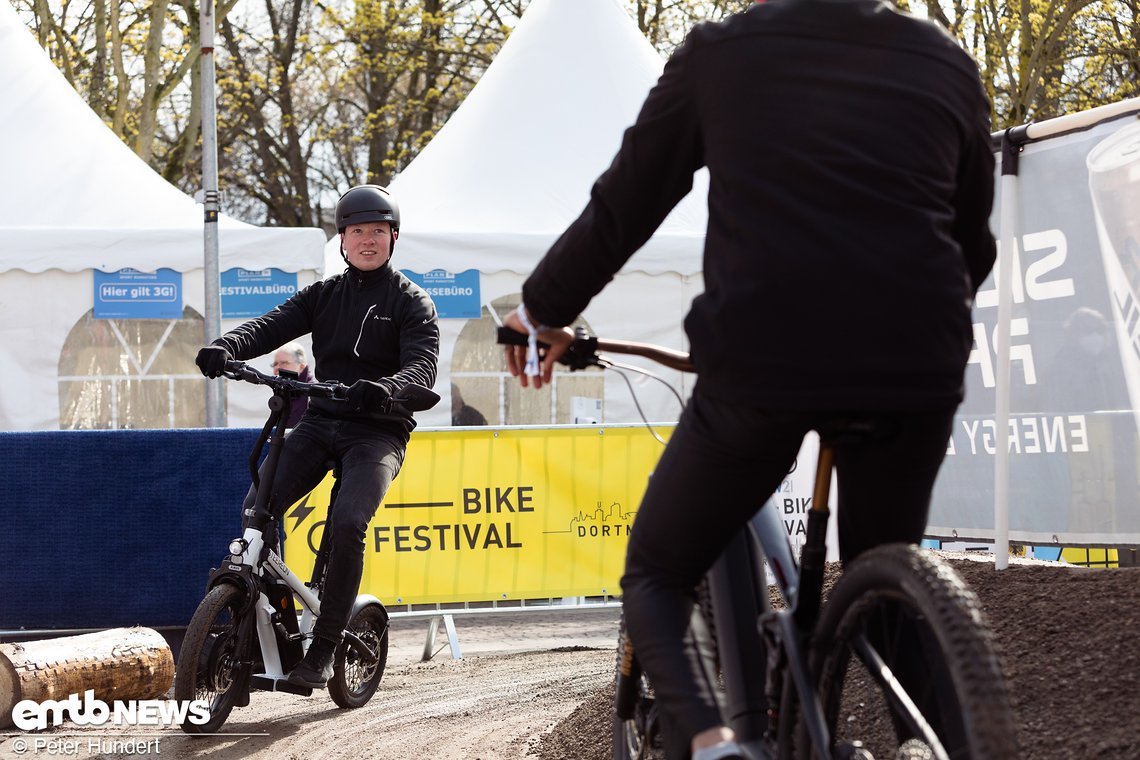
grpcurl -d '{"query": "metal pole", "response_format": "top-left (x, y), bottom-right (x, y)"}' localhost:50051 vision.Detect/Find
top-left (1023, 96), bottom-right (1140, 141)
top-left (200, 0), bottom-right (226, 427)
top-left (993, 128), bottom-right (1027, 571)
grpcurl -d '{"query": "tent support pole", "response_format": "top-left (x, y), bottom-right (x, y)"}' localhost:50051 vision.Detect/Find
top-left (200, 0), bottom-right (226, 427)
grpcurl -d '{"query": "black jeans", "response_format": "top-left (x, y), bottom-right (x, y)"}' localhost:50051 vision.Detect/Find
top-left (620, 388), bottom-right (956, 757)
top-left (243, 414), bottom-right (405, 643)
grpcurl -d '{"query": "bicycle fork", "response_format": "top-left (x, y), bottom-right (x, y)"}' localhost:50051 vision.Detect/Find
top-left (614, 629), bottom-right (642, 719)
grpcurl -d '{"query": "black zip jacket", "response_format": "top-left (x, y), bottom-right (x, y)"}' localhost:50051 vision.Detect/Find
top-left (215, 262), bottom-right (439, 439)
top-left (522, 0), bottom-right (996, 411)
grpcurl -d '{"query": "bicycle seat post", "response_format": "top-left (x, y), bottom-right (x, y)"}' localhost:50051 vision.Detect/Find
top-left (793, 441), bottom-right (835, 633)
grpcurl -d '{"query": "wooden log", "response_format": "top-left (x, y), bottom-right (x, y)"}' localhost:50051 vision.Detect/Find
top-left (0, 627), bottom-right (173, 728)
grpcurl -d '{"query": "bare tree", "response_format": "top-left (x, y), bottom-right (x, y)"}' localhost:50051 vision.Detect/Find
top-left (11, 0), bottom-right (1139, 225)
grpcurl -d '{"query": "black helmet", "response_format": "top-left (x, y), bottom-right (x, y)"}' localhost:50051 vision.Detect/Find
top-left (335, 185), bottom-right (400, 234)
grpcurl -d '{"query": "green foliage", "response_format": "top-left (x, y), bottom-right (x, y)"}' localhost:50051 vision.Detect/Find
top-left (917, 0), bottom-right (1138, 127)
top-left (11, 0), bottom-right (1139, 225)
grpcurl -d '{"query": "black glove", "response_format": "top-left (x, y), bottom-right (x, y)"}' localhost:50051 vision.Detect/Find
top-left (195, 345), bottom-right (231, 378)
top-left (346, 379), bottom-right (390, 413)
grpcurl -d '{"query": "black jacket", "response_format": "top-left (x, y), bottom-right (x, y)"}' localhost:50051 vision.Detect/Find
top-left (523, 0), bottom-right (996, 411)
top-left (216, 263), bottom-right (439, 438)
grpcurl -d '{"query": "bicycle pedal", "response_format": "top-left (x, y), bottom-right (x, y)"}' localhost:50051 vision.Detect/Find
top-left (836, 742), bottom-right (875, 760)
top-left (741, 739), bottom-right (775, 760)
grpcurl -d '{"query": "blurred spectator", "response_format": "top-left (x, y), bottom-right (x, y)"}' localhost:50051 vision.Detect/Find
top-left (273, 342), bottom-right (313, 427)
top-left (451, 383), bottom-right (487, 426)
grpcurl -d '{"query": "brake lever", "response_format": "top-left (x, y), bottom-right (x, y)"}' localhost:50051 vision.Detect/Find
top-left (494, 326), bottom-right (599, 371)
top-left (324, 383), bottom-right (350, 402)
top-left (221, 360), bottom-right (252, 381)
top-left (561, 330), bottom-right (600, 370)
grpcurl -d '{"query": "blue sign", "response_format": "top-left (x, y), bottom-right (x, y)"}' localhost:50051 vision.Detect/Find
top-left (403, 269), bottom-right (481, 319)
top-left (221, 268), bottom-right (299, 318)
top-left (94, 268), bottom-right (182, 319)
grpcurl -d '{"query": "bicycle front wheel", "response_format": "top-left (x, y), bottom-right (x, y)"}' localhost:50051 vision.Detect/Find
top-left (328, 604), bottom-right (389, 708)
top-left (612, 613), bottom-right (666, 760)
top-left (174, 584), bottom-right (252, 734)
top-left (802, 543), bottom-right (1017, 759)
top-left (612, 581), bottom-right (719, 760)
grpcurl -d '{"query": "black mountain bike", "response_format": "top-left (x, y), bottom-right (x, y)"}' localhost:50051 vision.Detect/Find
top-left (497, 326), bottom-right (1017, 760)
top-left (174, 361), bottom-right (438, 733)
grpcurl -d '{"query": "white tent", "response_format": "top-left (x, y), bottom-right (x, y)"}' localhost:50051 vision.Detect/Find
top-left (325, 0), bottom-right (708, 427)
top-left (0, 1), bottom-right (327, 430)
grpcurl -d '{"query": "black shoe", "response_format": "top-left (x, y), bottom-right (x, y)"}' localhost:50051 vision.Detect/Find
top-left (287, 637), bottom-right (337, 689)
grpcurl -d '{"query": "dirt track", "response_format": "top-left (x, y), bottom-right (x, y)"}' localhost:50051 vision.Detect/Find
top-left (0, 608), bottom-right (622, 760)
top-left (2, 556), bottom-right (1139, 760)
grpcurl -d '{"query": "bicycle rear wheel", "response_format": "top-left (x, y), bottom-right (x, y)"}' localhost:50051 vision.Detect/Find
top-left (801, 543), bottom-right (1016, 759)
top-left (174, 584), bottom-right (252, 734)
top-left (328, 604), bottom-right (389, 708)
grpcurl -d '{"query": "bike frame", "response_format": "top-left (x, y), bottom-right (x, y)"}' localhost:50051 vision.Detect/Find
top-left (201, 378), bottom-right (320, 693)
top-left (694, 435), bottom-right (954, 759)
top-left (204, 366), bottom-right (386, 696)
top-left (703, 496), bottom-right (797, 744)
top-left (705, 437), bottom-right (838, 749)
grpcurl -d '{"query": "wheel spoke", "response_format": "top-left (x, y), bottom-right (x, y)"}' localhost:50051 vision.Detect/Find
top-left (850, 632), bottom-right (950, 760)
top-left (174, 585), bottom-right (252, 734)
top-left (808, 545), bottom-right (1016, 759)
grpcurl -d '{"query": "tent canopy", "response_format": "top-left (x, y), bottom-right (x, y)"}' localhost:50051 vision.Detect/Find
top-left (0, 1), bottom-right (326, 274)
top-left (325, 0), bottom-right (708, 278)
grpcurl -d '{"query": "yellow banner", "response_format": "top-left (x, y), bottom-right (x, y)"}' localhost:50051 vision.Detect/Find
top-left (283, 425), bottom-right (672, 604)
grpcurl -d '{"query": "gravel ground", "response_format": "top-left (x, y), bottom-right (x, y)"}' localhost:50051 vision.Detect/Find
top-left (538, 555), bottom-right (1140, 760)
top-left (1, 554), bottom-right (1137, 759)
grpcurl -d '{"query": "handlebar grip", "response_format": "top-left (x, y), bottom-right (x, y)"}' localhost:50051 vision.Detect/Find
top-left (223, 359), bottom-right (245, 372)
top-left (496, 326), bottom-right (533, 347)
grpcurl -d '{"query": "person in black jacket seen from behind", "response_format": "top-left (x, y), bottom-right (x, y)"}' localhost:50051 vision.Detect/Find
top-left (196, 185), bottom-right (439, 689)
top-left (502, 1), bottom-right (996, 758)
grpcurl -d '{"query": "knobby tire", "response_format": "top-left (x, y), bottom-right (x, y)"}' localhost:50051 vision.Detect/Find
top-left (328, 604), bottom-right (389, 708)
top-left (174, 583), bottom-right (252, 734)
top-left (794, 543), bottom-right (1017, 759)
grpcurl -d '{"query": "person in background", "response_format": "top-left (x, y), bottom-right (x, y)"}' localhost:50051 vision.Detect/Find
top-left (272, 341), bottom-right (314, 428)
top-left (196, 184), bottom-right (439, 689)
top-left (501, 0), bottom-right (996, 757)
top-left (451, 382), bottom-right (488, 426)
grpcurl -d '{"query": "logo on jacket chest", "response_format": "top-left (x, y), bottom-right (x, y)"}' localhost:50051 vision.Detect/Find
top-left (354, 304), bottom-right (394, 356)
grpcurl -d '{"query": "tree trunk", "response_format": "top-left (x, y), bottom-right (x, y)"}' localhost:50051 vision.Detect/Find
top-left (0, 627), bottom-right (173, 729)
top-left (135, 0), bottom-right (172, 163)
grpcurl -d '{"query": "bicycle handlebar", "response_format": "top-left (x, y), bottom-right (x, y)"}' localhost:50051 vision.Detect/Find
top-left (222, 360), bottom-right (350, 400)
top-left (496, 326), bottom-right (696, 373)
top-left (220, 360), bottom-right (441, 412)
